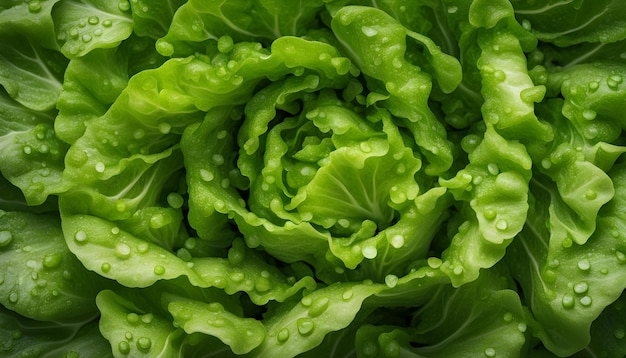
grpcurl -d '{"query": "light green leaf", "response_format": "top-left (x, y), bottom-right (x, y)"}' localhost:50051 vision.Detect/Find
top-left (52, 0), bottom-right (134, 58)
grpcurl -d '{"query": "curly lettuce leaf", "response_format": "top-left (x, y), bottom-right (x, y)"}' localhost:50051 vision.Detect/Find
top-left (512, 0), bottom-right (626, 46)
top-left (167, 296), bottom-right (266, 355)
top-left (96, 289), bottom-right (186, 358)
top-left (0, 90), bottom-right (69, 205)
top-left (507, 164), bottom-right (626, 356)
top-left (331, 5), bottom-right (456, 175)
top-left (0, 0), bottom-right (60, 50)
top-left (251, 281), bottom-right (383, 358)
top-left (529, 99), bottom-right (621, 246)
top-left (551, 62), bottom-right (626, 144)
top-left (439, 125), bottom-right (531, 286)
top-left (52, 0), bottom-right (134, 58)
top-left (0, 35), bottom-right (67, 112)
top-left (0, 305), bottom-right (112, 358)
top-left (354, 270), bottom-right (527, 358)
top-left (0, 210), bottom-right (105, 323)
top-left (128, 0), bottom-right (186, 39)
top-left (55, 47), bottom-right (129, 144)
top-left (156, 0), bottom-right (325, 56)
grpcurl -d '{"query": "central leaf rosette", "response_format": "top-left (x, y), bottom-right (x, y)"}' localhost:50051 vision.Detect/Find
top-left (182, 75), bottom-right (441, 281)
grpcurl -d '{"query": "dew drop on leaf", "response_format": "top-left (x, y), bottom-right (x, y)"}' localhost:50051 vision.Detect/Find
top-left (118, 341), bottom-right (131, 354)
top-left (153, 265), bottom-right (165, 275)
top-left (297, 317), bottom-right (315, 335)
top-left (309, 297), bottom-right (330, 317)
top-left (484, 347), bottom-right (496, 357)
top-left (115, 243), bottom-right (131, 259)
top-left (277, 327), bottom-right (290, 342)
top-left (74, 231), bottom-right (87, 243)
top-left (562, 293), bottom-right (575, 309)
top-left (0, 230), bottom-right (12, 247)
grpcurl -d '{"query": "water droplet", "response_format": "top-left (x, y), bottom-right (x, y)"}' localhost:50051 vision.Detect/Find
top-left (503, 312), bottom-right (513, 322)
top-left (0, 231), bottom-right (12, 247)
top-left (614, 328), bottom-right (625, 339)
top-left (208, 302), bottom-right (223, 312)
top-left (580, 296), bottom-right (592, 307)
top-left (389, 234), bottom-right (405, 249)
top-left (9, 291), bottom-right (18, 303)
top-left (159, 122), bottom-right (171, 134)
top-left (309, 297), bottom-right (330, 317)
top-left (28, 1), bottom-right (42, 13)
top-left (82, 34), bottom-right (92, 43)
top-left (574, 281), bottom-right (589, 294)
top-left (362, 341), bottom-right (378, 356)
top-left (584, 124), bottom-right (599, 139)
top-left (23, 146), bottom-right (32, 154)
top-left (301, 295), bottom-right (312, 307)
top-left (484, 348), bottom-right (496, 357)
top-left (611, 74), bottom-right (623, 83)
top-left (342, 289), bottom-right (353, 300)
top-left (95, 162), bottom-right (105, 173)
top-left (101, 262), bottom-right (111, 273)
top-left (585, 189), bottom-right (597, 200)
top-left (562, 293), bottom-right (575, 309)
top-left (562, 237), bottom-right (573, 248)
top-left (126, 312), bottom-right (140, 324)
top-left (153, 265), bottom-right (165, 275)
top-left (337, 218), bottom-right (351, 228)
top-left (199, 169), bottom-right (214, 182)
top-left (484, 209), bottom-right (497, 220)
top-left (385, 274), bottom-right (399, 288)
top-left (453, 266), bottom-right (464, 276)
top-left (137, 337), bottom-right (152, 352)
top-left (616, 251), bottom-right (626, 263)
top-left (361, 26), bottom-right (378, 37)
top-left (494, 70), bottom-right (506, 81)
top-left (115, 243), bottom-right (131, 259)
top-left (42, 253), bottom-right (63, 269)
top-left (140, 313), bottom-right (153, 324)
top-left (74, 231), bottom-right (87, 243)
top-left (362, 245), bottom-right (377, 259)
top-left (118, 0), bottom-right (130, 11)
top-left (392, 57), bottom-right (403, 68)
top-left (210, 318), bottom-right (227, 327)
top-left (150, 213), bottom-right (168, 229)
top-left (246, 234), bottom-right (261, 248)
top-left (88, 16), bottom-right (99, 25)
top-left (228, 242), bottom-right (246, 266)
top-left (212, 154), bottom-right (224, 165)
top-left (118, 341), bottom-right (131, 354)
top-left (255, 276), bottom-right (271, 292)
top-left (382, 339), bottom-right (400, 357)
top-left (297, 317), bottom-right (315, 335)
top-left (517, 322), bottom-right (527, 333)
top-left (277, 327), bottom-right (290, 342)
top-left (577, 259), bottom-right (591, 271)
top-left (582, 108), bottom-right (597, 120)
top-left (496, 219), bottom-right (508, 231)
top-left (125, 331), bottom-right (133, 340)
top-left (487, 163), bottom-right (499, 175)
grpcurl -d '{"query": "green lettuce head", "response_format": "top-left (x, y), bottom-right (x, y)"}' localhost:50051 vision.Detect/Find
top-left (2, 0), bottom-right (626, 357)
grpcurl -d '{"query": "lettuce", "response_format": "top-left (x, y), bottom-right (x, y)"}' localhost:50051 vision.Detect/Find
top-left (1, 0), bottom-right (626, 357)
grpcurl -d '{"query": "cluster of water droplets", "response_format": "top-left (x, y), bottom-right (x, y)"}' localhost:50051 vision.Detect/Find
top-left (56, 3), bottom-right (129, 58)
top-left (117, 312), bottom-right (155, 354)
